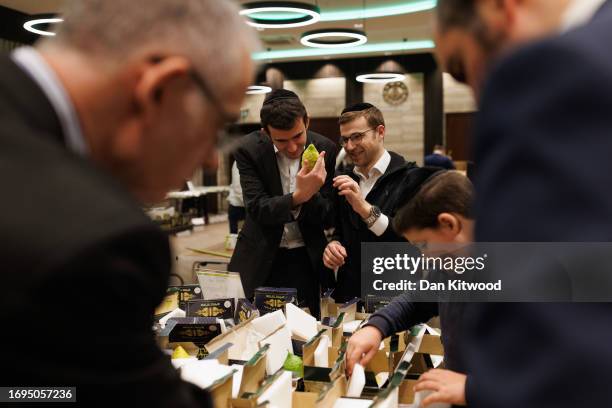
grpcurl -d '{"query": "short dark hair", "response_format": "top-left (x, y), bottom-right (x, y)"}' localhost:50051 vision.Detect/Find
top-left (436, 0), bottom-right (504, 53)
top-left (260, 89), bottom-right (307, 132)
top-left (436, 0), bottom-right (480, 34)
top-left (393, 171), bottom-right (474, 234)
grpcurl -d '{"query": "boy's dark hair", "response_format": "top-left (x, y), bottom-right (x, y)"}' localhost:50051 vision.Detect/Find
top-left (393, 171), bottom-right (474, 234)
top-left (260, 89), bottom-right (308, 132)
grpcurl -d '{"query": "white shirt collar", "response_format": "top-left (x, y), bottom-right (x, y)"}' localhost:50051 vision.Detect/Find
top-left (561, 0), bottom-right (607, 32)
top-left (354, 149), bottom-right (391, 180)
top-left (11, 46), bottom-right (88, 157)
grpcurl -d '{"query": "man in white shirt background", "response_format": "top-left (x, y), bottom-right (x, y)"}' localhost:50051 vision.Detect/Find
top-left (228, 90), bottom-right (337, 317)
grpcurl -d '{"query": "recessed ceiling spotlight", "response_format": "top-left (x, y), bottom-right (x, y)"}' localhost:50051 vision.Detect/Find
top-left (356, 73), bottom-right (406, 84)
top-left (23, 17), bottom-right (63, 36)
top-left (246, 85), bottom-right (273, 95)
top-left (240, 2), bottom-right (320, 29)
top-left (300, 28), bottom-right (367, 48)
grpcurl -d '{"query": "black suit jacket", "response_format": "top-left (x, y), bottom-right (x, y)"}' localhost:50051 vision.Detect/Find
top-left (228, 130), bottom-right (337, 297)
top-left (0, 55), bottom-right (211, 406)
top-left (331, 152), bottom-right (437, 302)
top-left (465, 2), bottom-right (612, 406)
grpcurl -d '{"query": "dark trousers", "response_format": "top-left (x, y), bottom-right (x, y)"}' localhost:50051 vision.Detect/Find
top-left (228, 205), bottom-right (245, 234)
top-left (267, 247), bottom-right (320, 318)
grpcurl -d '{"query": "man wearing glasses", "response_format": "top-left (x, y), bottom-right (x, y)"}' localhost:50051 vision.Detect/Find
top-left (0, 0), bottom-right (257, 406)
top-left (229, 89), bottom-right (337, 317)
top-left (323, 103), bottom-right (434, 302)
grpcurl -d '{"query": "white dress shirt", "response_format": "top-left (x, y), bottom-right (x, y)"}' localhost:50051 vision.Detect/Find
top-left (561, 0), bottom-right (607, 32)
top-left (274, 145), bottom-right (305, 249)
top-left (228, 161), bottom-right (244, 207)
top-left (353, 150), bottom-right (391, 237)
top-left (11, 47), bottom-right (88, 156)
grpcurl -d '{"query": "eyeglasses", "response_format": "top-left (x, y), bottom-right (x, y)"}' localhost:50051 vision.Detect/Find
top-left (189, 70), bottom-right (240, 124)
top-left (339, 128), bottom-right (376, 147)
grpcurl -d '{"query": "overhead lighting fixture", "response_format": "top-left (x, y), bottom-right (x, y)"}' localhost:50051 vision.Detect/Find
top-left (320, 0), bottom-right (436, 21)
top-left (246, 85), bottom-right (272, 95)
top-left (252, 39), bottom-right (434, 61)
top-left (300, 29), bottom-right (367, 49)
top-left (240, 2), bottom-right (320, 29)
top-left (356, 73), bottom-right (406, 83)
top-left (23, 17), bottom-right (63, 36)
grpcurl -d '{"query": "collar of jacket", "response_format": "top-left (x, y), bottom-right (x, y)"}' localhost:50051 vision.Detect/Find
top-left (346, 151), bottom-right (416, 188)
top-left (0, 54), bottom-right (63, 144)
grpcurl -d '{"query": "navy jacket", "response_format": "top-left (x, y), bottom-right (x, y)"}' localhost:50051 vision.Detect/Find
top-left (465, 2), bottom-right (612, 407)
top-left (424, 153), bottom-right (455, 170)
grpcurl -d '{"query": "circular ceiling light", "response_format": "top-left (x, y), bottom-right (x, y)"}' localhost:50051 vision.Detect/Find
top-left (300, 28), bottom-right (367, 48)
top-left (240, 2), bottom-right (320, 29)
top-left (246, 85), bottom-right (272, 95)
top-left (23, 17), bottom-right (63, 36)
top-left (356, 73), bottom-right (406, 84)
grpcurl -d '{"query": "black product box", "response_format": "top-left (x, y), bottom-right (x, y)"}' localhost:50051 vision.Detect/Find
top-left (186, 298), bottom-right (235, 319)
top-left (168, 284), bottom-right (203, 310)
top-left (235, 298), bottom-right (259, 323)
top-left (254, 287), bottom-right (297, 315)
top-left (167, 317), bottom-right (222, 345)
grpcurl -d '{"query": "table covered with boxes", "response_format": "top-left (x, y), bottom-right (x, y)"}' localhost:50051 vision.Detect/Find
top-left (154, 276), bottom-right (447, 408)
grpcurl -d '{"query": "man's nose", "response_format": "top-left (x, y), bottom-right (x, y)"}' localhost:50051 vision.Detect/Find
top-left (287, 142), bottom-right (297, 153)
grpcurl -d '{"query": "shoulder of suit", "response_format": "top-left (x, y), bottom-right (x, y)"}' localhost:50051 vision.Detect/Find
top-left (0, 119), bottom-right (167, 271)
top-left (483, 16), bottom-right (612, 100)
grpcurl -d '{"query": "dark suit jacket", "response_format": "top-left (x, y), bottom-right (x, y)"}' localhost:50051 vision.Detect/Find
top-left (465, 2), bottom-right (612, 406)
top-left (331, 152), bottom-right (437, 302)
top-left (228, 130), bottom-right (337, 297)
top-left (0, 55), bottom-right (211, 406)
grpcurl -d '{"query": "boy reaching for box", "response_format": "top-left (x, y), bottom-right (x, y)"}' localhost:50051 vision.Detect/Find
top-left (346, 171), bottom-right (474, 407)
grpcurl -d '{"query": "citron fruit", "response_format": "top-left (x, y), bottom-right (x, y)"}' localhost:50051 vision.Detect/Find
top-left (172, 345), bottom-right (190, 359)
top-left (302, 144), bottom-right (319, 172)
top-left (283, 353), bottom-right (304, 377)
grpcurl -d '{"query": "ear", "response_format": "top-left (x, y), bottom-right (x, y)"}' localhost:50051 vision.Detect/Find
top-left (377, 124), bottom-right (385, 141)
top-left (304, 116), bottom-right (310, 129)
top-left (134, 55), bottom-right (191, 121)
top-left (437, 213), bottom-right (461, 236)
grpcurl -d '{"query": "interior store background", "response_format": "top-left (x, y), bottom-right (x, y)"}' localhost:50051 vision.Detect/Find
top-left (0, 0), bottom-right (476, 282)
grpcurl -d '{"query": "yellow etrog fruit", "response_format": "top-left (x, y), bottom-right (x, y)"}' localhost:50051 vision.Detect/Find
top-left (302, 144), bottom-right (319, 172)
top-left (172, 345), bottom-right (190, 359)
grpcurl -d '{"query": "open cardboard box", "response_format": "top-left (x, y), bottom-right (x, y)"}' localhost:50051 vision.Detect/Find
top-left (231, 368), bottom-right (290, 407)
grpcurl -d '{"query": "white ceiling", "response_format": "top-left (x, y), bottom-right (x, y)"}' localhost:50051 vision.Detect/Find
top-left (1, 0), bottom-right (435, 61)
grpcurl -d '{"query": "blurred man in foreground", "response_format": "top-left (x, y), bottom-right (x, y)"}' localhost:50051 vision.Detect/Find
top-left (435, 0), bottom-right (612, 406)
top-left (0, 0), bottom-right (257, 405)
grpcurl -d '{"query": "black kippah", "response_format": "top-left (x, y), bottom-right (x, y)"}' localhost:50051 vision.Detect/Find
top-left (263, 89), bottom-right (300, 105)
top-left (341, 102), bottom-right (374, 114)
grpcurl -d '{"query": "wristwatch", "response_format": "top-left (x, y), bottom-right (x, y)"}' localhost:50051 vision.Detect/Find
top-left (363, 205), bottom-right (381, 228)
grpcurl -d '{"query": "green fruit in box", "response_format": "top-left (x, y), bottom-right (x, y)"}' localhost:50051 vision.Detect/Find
top-left (172, 345), bottom-right (190, 359)
top-left (302, 143), bottom-right (319, 172)
top-left (283, 353), bottom-right (304, 377)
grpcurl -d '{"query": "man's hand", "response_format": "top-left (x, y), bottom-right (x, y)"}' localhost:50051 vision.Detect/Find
top-left (346, 325), bottom-right (383, 376)
top-left (293, 151), bottom-right (327, 206)
top-left (414, 369), bottom-right (467, 407)
top-left (333, 175), bottom-right (371, 219)
top-left (323, 240), bottom-right (347, 269)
